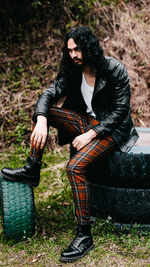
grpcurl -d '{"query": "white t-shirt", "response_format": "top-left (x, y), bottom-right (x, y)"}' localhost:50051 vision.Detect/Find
top-left (81, 72), bottom-right (96, 117)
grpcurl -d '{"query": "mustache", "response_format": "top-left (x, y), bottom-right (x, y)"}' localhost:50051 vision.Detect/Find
top-left (73, 57), bottom-right (83, 63)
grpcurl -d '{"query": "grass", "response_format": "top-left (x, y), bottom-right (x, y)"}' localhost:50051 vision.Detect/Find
top-left (0, 145), bottom-right (150, 266)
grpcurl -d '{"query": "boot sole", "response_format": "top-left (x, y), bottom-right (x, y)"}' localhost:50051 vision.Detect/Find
top-left (59, 244), bottom-right (95, 263)
top-left (0, 171), bottom-right (39, 187)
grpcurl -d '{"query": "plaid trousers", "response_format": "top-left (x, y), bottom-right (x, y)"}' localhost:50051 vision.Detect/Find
top-left (31, 107), bottom-right (116, 223)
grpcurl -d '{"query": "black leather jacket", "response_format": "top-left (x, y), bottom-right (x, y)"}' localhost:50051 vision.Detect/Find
top-left (33, 56), bottom-right (138, 152)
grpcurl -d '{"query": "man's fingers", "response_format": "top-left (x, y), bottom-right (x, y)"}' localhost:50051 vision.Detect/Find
top-left (32, 132), bottom-right (41, 148)
top-left (72, 140), bottom-right (82, 150)
top-left (31, 133), bottom-right (47, 149)
top-left (72, 141), bottom-right (77, 148)
top-left (36, 139), bottom-right (42, 149)
top-left (40, 136), bottom-right (47, 149)
top-left (30, 123), bottom-right (47, 149)
top-left (30, 131), bottom-right (35, 143)
top-left (35, 134), bottom-right (47, 149)
top-left (72, 137), bottom-right (78, 147)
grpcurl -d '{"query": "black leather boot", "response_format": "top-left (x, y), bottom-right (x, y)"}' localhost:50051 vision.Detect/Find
top-left (1, 156), bottom-right (42, 187)
top-left (59, 223), bottom-right (94, 262)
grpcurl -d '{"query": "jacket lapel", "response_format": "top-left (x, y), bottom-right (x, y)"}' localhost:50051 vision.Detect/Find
top-left (93, 77), bottom-right (106, 97)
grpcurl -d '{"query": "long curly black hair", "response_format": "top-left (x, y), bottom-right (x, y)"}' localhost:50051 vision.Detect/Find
top-left (58, 26), bottom-right (106, 80)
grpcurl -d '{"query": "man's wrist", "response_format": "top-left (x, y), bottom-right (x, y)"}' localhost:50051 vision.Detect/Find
top-left (88, 129), bottom-right (98, 138)
top-left (37, 115), bottom-right (47, 124)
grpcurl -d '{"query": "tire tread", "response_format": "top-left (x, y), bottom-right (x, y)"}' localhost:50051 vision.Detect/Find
top-left (0, 175), bottom-right (35, 240)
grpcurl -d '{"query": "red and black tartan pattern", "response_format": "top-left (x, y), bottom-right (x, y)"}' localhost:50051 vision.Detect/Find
top-left (66, 137), bottom-right (116, 223)
top-left (47, 107), bottom-right (100, 140)
top-left (30, 107), bottom-right (116, 223)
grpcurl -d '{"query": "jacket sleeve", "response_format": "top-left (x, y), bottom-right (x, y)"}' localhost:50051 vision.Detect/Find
top-left (92, 62), bottom-right (131, 136)
top-left (32, 75), bottom-right (67, 122)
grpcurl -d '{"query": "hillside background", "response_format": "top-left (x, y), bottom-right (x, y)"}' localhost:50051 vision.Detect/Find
top-left (0, 0), bottom-right (150, 150)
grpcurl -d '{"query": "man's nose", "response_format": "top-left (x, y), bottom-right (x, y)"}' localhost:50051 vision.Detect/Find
top-left (72, 50), bottom-right (77, 58)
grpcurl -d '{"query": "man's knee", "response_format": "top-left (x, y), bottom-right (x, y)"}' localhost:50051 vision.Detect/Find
top-left (66, 159), bottom-right (86, 177)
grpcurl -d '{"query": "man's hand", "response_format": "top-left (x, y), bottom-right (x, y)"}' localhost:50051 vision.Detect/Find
top-left (30, 115), bottom-right (48, 149)
top-left (72, 129), bottom-right (98, 151)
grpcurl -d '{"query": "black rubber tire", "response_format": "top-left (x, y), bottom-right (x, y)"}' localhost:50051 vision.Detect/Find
top-left (90, 184), bottom-right (150, 225)
top-left (70, 127), bottom-right (150, 226)
top-left (0, 175), bottom-right (36, 240)
top-left (87, 146), bottom-right (150, 189)
top-left (71, 127), bottom-right (150, 189)
top-left (113, 222), bottom-right (150, 232)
